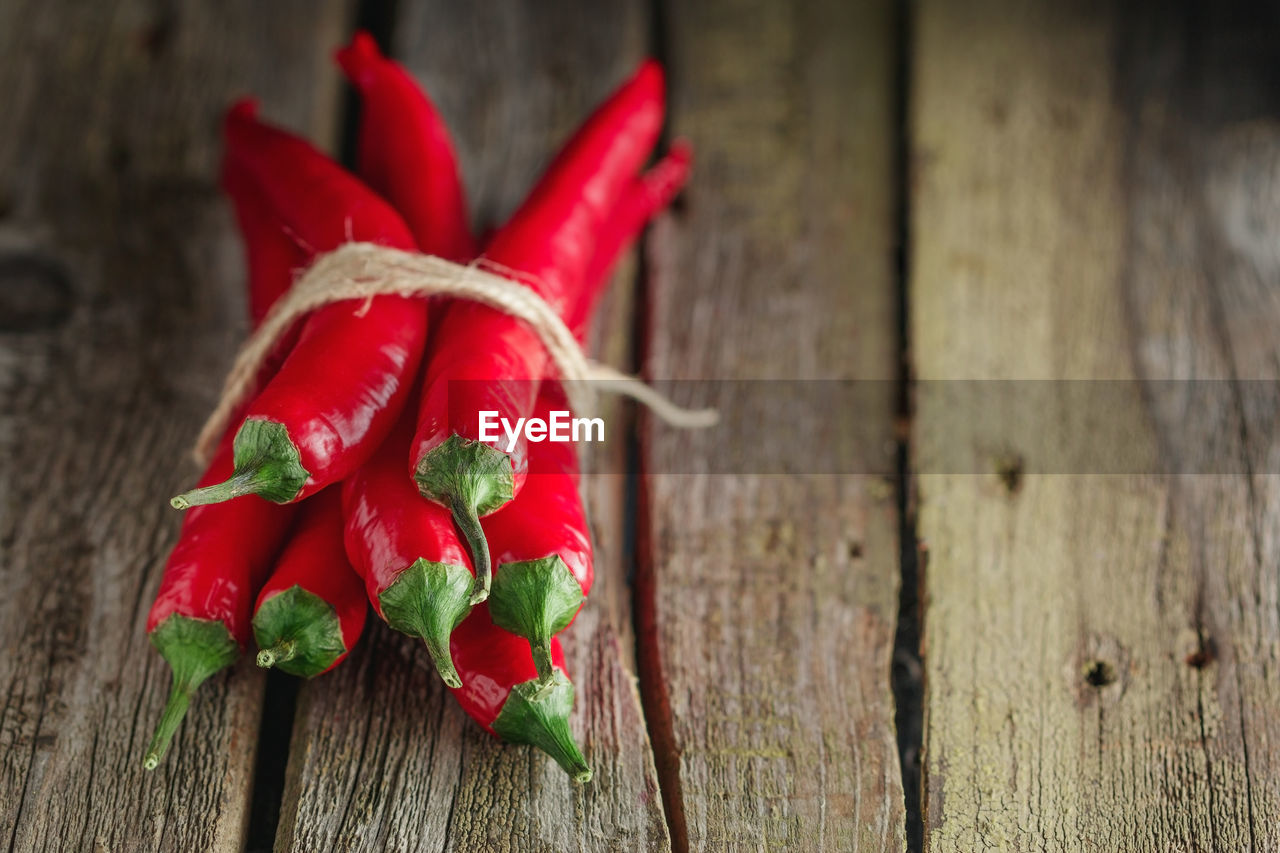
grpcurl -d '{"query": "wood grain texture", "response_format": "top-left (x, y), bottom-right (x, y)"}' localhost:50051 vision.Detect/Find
top-left (912, 1), bottom-right (1280, 848)
top-left (0, 2), bottom-right (348, 851)
top-left (273, 3), bottom-right (671, 850)
top-left (640, 0), bottom-right (904, 849)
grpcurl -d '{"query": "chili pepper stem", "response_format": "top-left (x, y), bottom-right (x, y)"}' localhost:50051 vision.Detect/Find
top-left (252, 585), bottom-right (347, 678)
top-left (143, 676), bottom-right (194, 771)
top-left (378, 557), bottom-right (475, 688)
top-left (170, 469), bottom-right (262, 509)
top-left (492, 669), bottom-right (592, 783)
top-left (450, 496), bottom-right (491, 606)
top-left (414, 434), bottom-right (513, 603)
top-left (143, 615), bottom-right (239, 770)
top-left (488, 556), bottom-right (584, 686)
top-left (171, 419), bottom-right (309, 509)
top-left (256, 640), bottom-right (297, 668)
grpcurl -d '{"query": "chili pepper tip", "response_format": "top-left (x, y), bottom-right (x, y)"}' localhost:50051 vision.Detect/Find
top-left (334, 30), bottom-right (380, 82)
top-left (225, 98), bottom-right (259, 125)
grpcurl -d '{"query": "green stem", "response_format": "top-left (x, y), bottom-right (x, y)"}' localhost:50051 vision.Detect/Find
top-left (451, 496), bottom-right (491, 606)
top-left (378, 558), bottom-right (475, 688)
top-left (413, 434), bottom-right (513, 606)
top-left (493, 669), bottom-right (592, 784)
top-left (488, 556), bottom-right (584, 688)
top-left (171, 469), bottom-right (262, 509)
top-left (170, 418), bottom-right (309, 509)
top-left (143, 614), bottom-right (238, 770)
top-left (424, 637), bottom-right (463, 690)
top-left (256, 640), bottom-right (297, 669)
top-left (530, 641), bottom-right (555, 687)
top-left (143, 674), bottom-right (194, 770)
top-left (252, 585), bottom-right (347, 678)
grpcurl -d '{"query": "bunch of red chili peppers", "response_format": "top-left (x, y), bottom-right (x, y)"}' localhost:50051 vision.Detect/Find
top-left (142, 33), bottom-right (690, 784)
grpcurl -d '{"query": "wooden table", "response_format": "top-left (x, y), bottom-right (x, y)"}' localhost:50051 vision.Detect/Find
top-left (3, 1), bottom-right (1278, 850)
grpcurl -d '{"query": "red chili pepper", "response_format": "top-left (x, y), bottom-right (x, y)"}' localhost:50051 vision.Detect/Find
top-left (169, 101), bottom-right (426, 512)
top-left (143, 153), bottom-right (304, 767)
top-left (573, 139), bottom-right (693, 333)
top-left (342, 405), bottom-right (474, 687)
top-left (484, 386), bottom-right (591, 685)
top-left (143, 439), bottom-right (297, 769)
top-left (221, 158), bottom-right (306, 377)
top-left (222, 158), bottom-right (306, 327)
top-left (478, 137), bottom-right (692, 683)
top-left (335, 32), bottom-right (475, 264)
top-left (330, 34), bottom-right (482, 687)
top-left (252, 486), bottom-right (367, 677)
top-left (449, 605), bottom-right (591, 783)
top-left (409, 61), bottom-right (668, 606)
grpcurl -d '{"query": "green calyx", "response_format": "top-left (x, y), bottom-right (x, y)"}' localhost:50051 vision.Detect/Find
top-left (414, 434), bottom-right (514, 517)
top-left (143, 614), bottom-right (240, 770)
top-left (493, 669), bottom-right (592, 784)
top-left (170, 419), bottom-right (309, 509)
top-left (252, 585), bottom-right (346, 678)
top-left (414, 435), bottom-right (513, 605)
top-left (378, 557), bottom-right (475, 688)
top-left (488, 556), bottom-right (584, 686)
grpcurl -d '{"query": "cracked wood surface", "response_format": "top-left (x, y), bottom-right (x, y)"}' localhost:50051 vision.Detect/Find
top-left (913, 1), bottom-right (1280, 849)
top-left (271, 2), bottom-right (671, 850)
top-left (639, 0), bottom-right (905, 849)
top-left (0, 2), bottom-right (349, 851)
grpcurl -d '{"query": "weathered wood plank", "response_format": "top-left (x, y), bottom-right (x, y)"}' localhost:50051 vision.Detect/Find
top-left (640, 1), bottom-right (903, 849)
top-left (0, 2), bottom-right (348, 851)
top-left (273, 3), bottom-right (671, 850)
top-left (913, 1), bottom-right (1280, 848)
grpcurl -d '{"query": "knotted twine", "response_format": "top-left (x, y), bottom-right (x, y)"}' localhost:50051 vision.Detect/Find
top-left (193, 241), bottom-right (718, 464)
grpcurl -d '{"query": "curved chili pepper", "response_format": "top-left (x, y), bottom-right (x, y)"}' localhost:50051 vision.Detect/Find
top-left (143, 439), bottom-right (297, 769)
top-left (409, 60), bottom-right (667, 605)
top-left (482, 142), bottom-right (692, 682)
top-left (573, 139), bottom-right (693, 333)
top-left (335, 32), bottom-right (491, 606)
top-left (221, 158), bottom-right (306, 377)
top-left (332, 37), bottom-right (481, 686)
top-left (252, 486), bottom-right (366, 677)
top-left (450, 605), bottom-right (591, 783)
top-left (143, 157), bottom-right (303, 768)
top-left (342, 405), bottom-right (474, 688)
top-left (222, 158), bottom-right (306, 328)
top-left (335, 32), bottom-right (475, 264)
top-left (170, 101), bottom-right (426, 511)
top-left (484, 386), bottom-right (592, 685)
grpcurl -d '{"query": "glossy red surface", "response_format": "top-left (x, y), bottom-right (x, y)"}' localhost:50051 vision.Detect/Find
top-left (481, 387), bottom-right (593, 600)
top-left (341, 410), bottom-right (472, 613)
top-left (147, 438), bottom-right (296, 647)
top-left (146, 182), bottom-right (303, 647)
top-left (337, 33), bottom-right (476, 265)
top-left (255, 486), bottom-right (367, 668)
top-left (223, 103), bottom-right (428, 499)
top-left (408, 60), bottom-right (668, 497)
top-left (574, 139), bottom-right (693, 335)
top-left (447, 605), bottom-right (569, 732)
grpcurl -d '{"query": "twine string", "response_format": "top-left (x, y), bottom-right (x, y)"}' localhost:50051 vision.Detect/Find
top-left (193, 241), bottom-right (718, 463)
